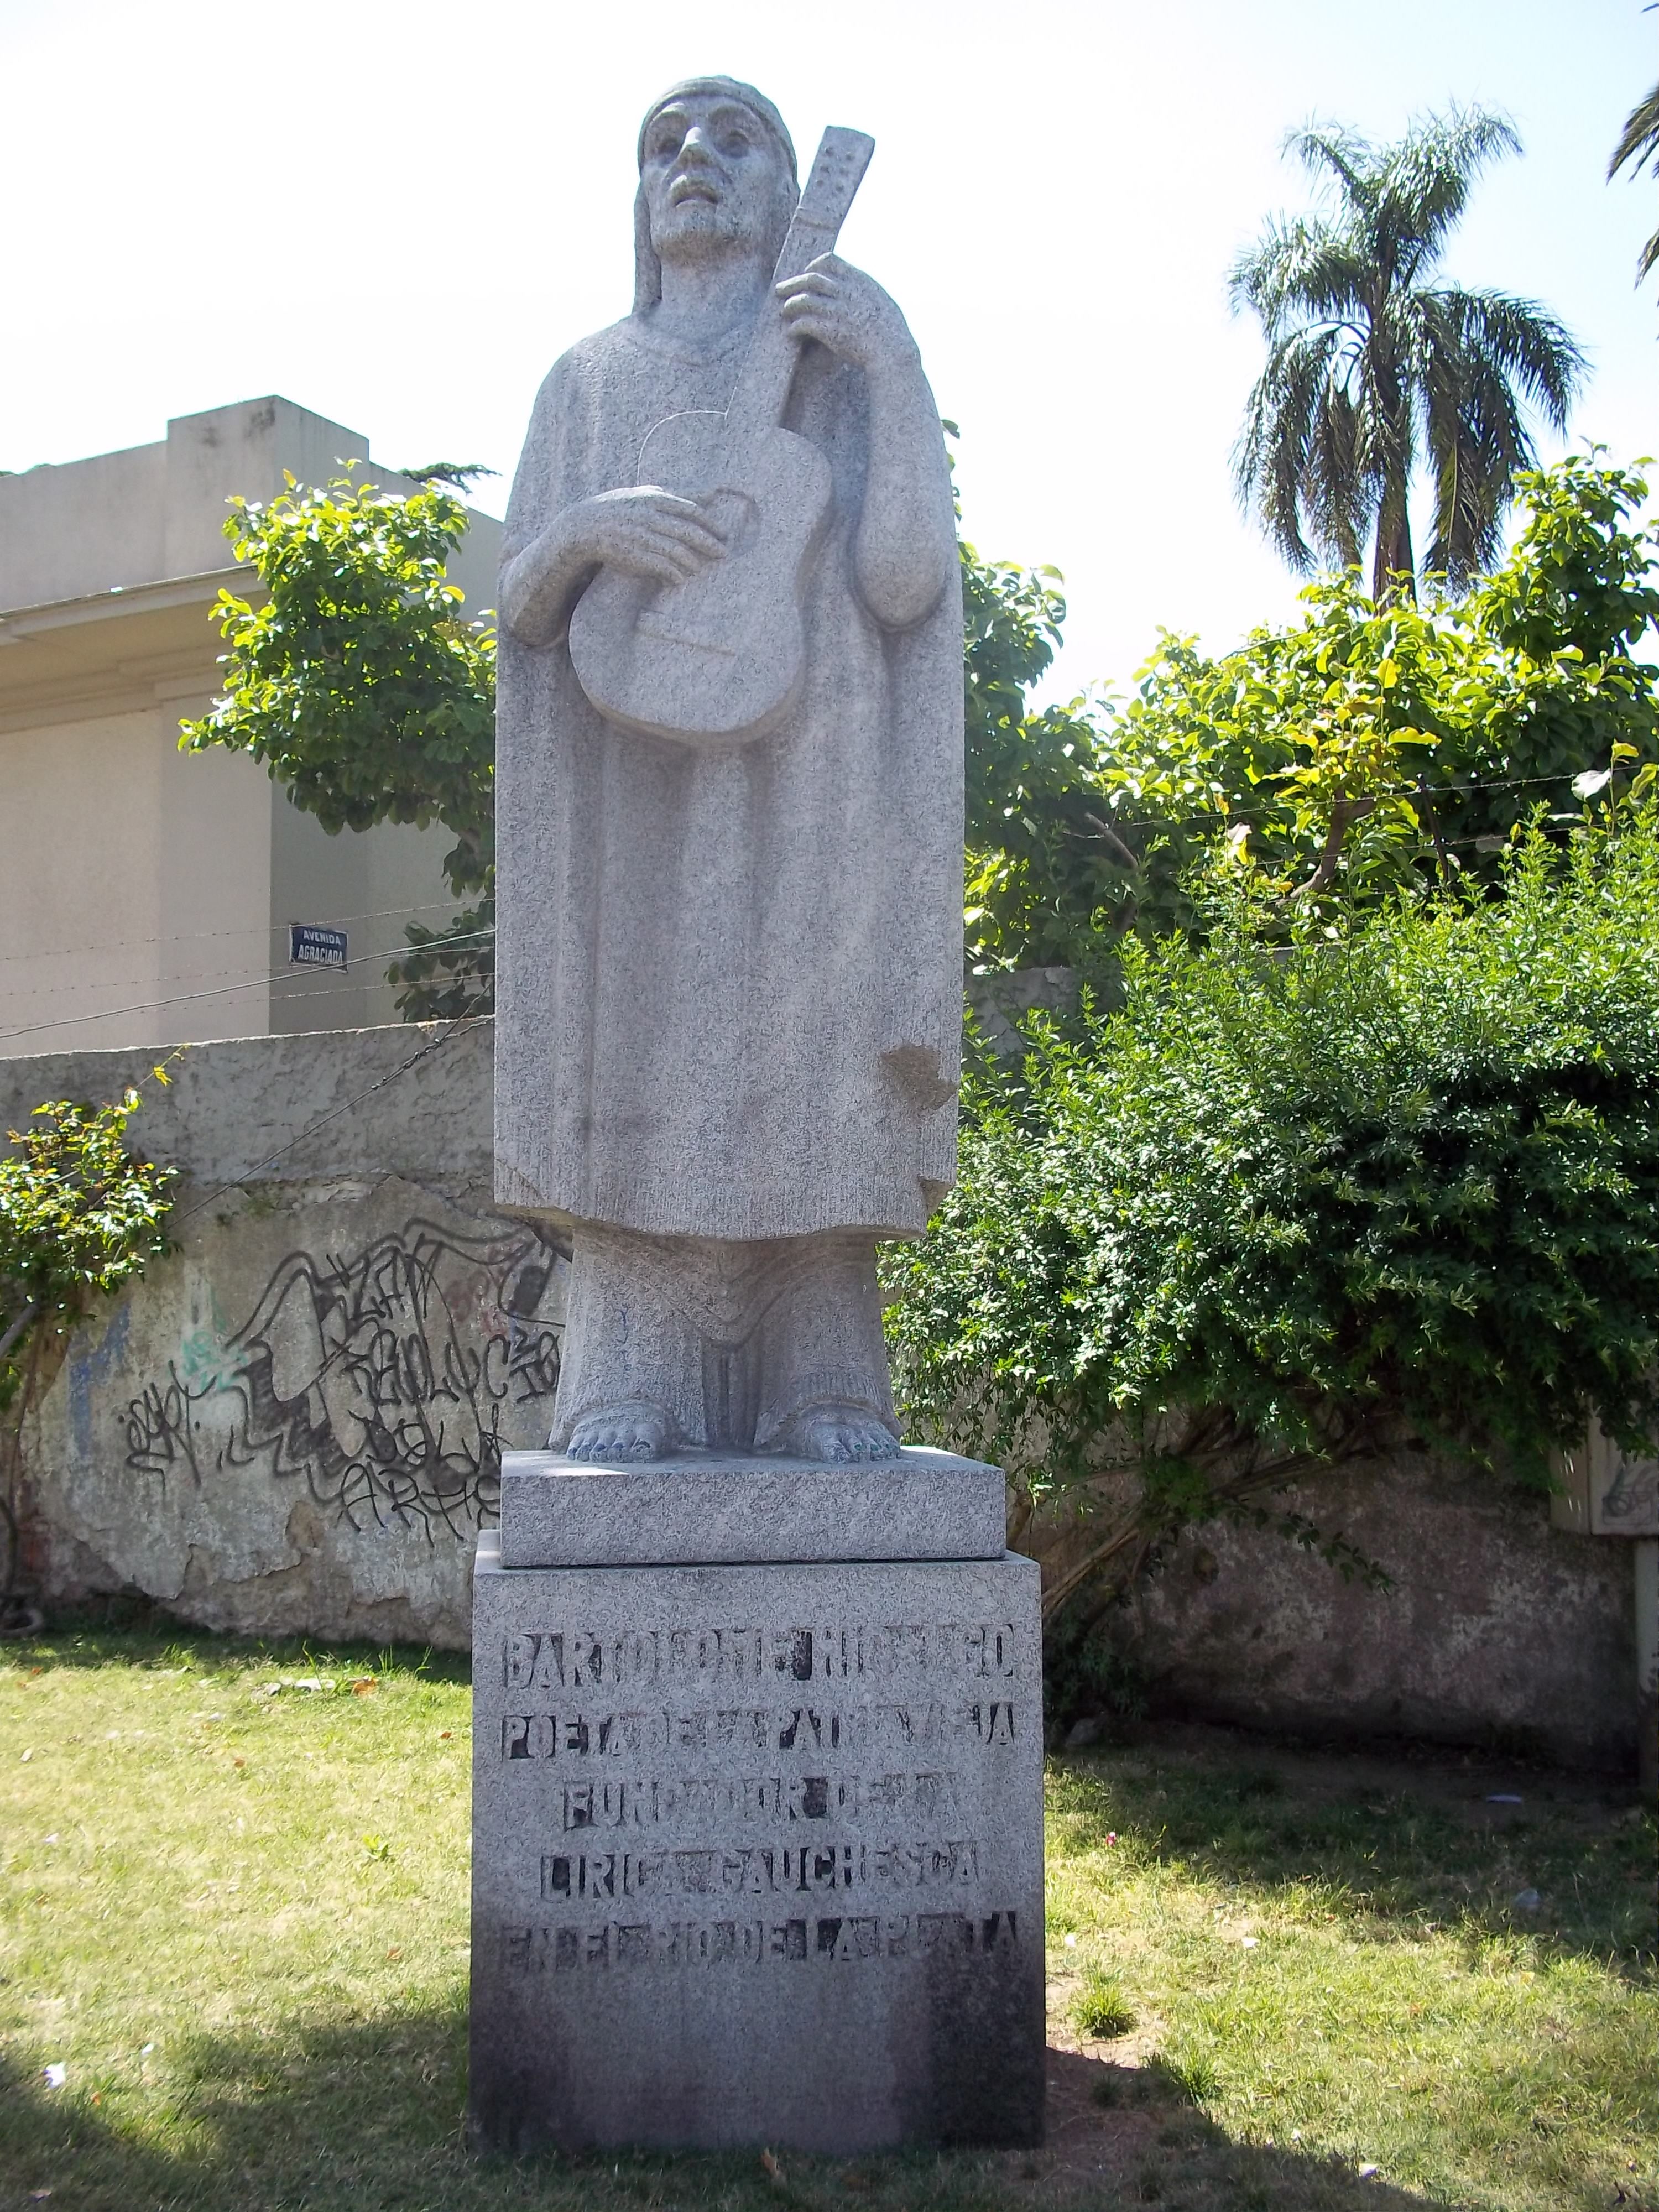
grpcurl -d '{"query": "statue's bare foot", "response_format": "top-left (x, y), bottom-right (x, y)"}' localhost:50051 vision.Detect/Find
top-left (562, 1401), bottom-right (674, 1462)
top-left (795, 1405), bottom-right (901, 1463)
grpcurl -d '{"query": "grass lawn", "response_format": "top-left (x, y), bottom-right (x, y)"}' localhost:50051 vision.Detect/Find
top-left (1, 1624), bottom-right (1652, 2212)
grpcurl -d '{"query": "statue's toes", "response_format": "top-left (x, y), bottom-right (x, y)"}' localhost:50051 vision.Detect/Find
top-left (800, 1410), bottom-right (899, 1463)
top-left (562, 1422), bottom-right (613, 1462)
top-left (565, 1404), bottom-right (672, 1462)
top-left (613, 1420), bottom-right (669, 1462)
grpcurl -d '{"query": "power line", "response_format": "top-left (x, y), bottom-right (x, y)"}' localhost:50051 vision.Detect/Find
top-left (0, 933), bottom-right (492, 1008)
top-left (171, 1001), bottom-right (492, 1227)
top-left (0, 927), bottom-right (495, 1045)
top-left (0, 764), bottom-right (1634, 980)
top-left (1, 764), bottom-right (1642, 1038)
top-left (0, 896), bottom-right (475, 970)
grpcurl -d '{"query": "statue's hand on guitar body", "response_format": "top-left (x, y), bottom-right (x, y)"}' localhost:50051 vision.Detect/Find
top-left (569, 414), bottom-right (832, 746)
top-left (568, 127), bottom-right (875, 748)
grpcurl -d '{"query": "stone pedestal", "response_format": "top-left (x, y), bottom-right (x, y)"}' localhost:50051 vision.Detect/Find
top-left (469, 1449), bottom-right (1045, 2153)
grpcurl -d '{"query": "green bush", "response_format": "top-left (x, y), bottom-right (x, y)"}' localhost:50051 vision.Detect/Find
top-left (889, 812), bottom-right (1659, 1605)
top-left (2, 1083), bottom-right (176, 1615)
top-left (1042, 1604), bottom-right (1149, 1734)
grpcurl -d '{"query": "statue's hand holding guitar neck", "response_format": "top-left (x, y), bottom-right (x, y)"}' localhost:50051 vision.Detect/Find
top-left (775, 252), bottom-right (920, 384)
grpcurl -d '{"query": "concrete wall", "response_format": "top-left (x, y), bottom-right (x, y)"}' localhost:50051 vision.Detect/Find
top-left (0, 1024), bottom-right (1637, 1766)
top-left (0, 398), bottom-right (500, 1053)
top-left (4, 1021), bottom-right (564, 1649)
top-left (1128, 1457), bottom-right (1636, 1771)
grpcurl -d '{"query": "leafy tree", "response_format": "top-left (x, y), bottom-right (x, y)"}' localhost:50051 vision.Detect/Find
top-left (1232, 108), bottom-right (1584, 598)
top-left (961, 455), bottom-right (1659, 968)
top-left (180, 467), bottom-right (497, 1018)
top-left (1, 1085), bottom-right (176, 1624)
top-left (181, 450), bottom-right (1655, 1019)
top-left (961, 544), bottom-right (1124, 980)
top-left (188, 453), bottom-right (1086, 1014)
top-left (888, 811), bottom-right (1659, 1618)
top-left (1608, 81), bottom-right (1659, 289)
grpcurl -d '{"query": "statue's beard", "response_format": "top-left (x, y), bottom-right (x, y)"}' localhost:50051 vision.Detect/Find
top-left (653, 201), bottom-right (759, 259)
top-left (650, 181), bottom-right (793, 268)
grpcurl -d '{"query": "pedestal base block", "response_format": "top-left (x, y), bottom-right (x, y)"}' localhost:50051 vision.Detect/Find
top-left (468, 1535), bottom-right (1045, 2153)
top-left (498, 1445), bottom-right (1006, 1567)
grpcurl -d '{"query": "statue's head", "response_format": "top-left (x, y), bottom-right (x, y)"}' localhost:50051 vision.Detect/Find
top-left (633, 77), bottom-right (798, 312)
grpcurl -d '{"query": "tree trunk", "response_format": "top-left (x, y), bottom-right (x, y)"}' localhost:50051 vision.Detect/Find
top-left (1372, 473), bottom-right (1416, 603)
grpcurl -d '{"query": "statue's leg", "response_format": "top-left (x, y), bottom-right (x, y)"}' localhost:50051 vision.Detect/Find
top-left (750, 1231), bottom-right (900, 1463)
top-left (550, 1223), bottom-right (701, 1461)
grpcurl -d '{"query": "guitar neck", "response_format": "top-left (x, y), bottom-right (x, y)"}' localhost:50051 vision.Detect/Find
top-left (724, 125), bottom-right (876, 438)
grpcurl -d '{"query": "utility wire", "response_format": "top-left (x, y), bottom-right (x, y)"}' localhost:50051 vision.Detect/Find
top-left (0, 802), bottom-right (1632, 1042)
top-left (0, 764), bottom-right (1632, 978)
top-left (1, 763), bottom-right (1644, 1039)
top-left (171, 999), bottom-right (492, 1228)
top-left (0, 931), bottom-right (494, 1008)
top-left (0, 928), bottom-right (495, 1044)
top-left (0, 897), bottom-right (476, 970)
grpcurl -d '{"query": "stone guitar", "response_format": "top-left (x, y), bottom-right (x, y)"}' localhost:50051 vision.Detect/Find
top-left (567, 124), bottom-right (875, 747)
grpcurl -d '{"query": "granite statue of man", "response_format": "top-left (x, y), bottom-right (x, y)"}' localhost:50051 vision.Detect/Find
top-left (494, 76), bottom-right (962, 1464)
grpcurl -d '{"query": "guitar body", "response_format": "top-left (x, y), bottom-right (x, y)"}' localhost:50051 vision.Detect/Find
top-left (568, 411), bottom-right (834, 748)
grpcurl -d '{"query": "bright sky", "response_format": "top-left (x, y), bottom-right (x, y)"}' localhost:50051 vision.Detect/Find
top-left (2, 0), bottom-right (1653, 702)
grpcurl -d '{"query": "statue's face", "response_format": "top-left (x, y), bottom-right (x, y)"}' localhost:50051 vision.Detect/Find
top-left (640, 92), bottom-right (790, 265)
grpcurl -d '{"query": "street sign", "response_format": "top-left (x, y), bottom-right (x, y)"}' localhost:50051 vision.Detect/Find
top-left (289, 924), bottom-right (348, 970)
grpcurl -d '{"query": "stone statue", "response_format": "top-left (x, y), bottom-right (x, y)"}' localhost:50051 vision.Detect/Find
top-left (494, 76), bottom-right (962, 1464)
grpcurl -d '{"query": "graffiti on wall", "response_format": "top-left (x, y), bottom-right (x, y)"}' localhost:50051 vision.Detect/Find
top-left (1600, 1452), bottom-right (1659, 1532)
top-left (119, 1220), bottom-right (564, 1541)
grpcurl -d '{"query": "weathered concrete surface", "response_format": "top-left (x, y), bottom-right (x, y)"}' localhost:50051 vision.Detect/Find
top-left (966, 967), bottom-right (1078, 1055)
top-left (500, 1446), bottom-right (1006, 1567)
top-left (0, 1020), bottom-right (498, 1211)
top-left (7, 1021), bottom-right (566, 1644)
top-left (469, 1537), bottom-right (1045, 2152)
top-left (24, 1173), bottom-right (564, 1644)
top-left (1121, 1451), bottom-right (1637, 1770)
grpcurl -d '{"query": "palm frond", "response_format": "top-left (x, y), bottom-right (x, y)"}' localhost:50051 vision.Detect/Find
top-left (1439, 288), bottom-right (1585, 427)
top-left (1407, 287), bottom-right (1580, 583)
top-left (1303, 385), bottom-right (1369, 571)
top-left (1608, 81), bottom-right (1659, 283)
top-left (1608, 82), bottom-right (1659, 180)
top-left (1229, 215), bottom-right (1371, 336)
top-left (1284, 121), bottom-right (1374, 207)
top-left (1370, 108), bottom-right (1521, 279)
top-left (1417, 345), bottom-right (1526, 582)
top-left (1234, 324), bottom-right (1371, 573)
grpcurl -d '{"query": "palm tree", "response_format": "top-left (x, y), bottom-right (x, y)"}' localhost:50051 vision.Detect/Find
top-left (1608, 81), bottom-right (1659, 287)
top-left (1232, 108), bottom-right (1584, 601)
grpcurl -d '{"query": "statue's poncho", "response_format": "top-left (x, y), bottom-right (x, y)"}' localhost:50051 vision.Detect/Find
top-left (494, 314), bottom-right (963, 1244)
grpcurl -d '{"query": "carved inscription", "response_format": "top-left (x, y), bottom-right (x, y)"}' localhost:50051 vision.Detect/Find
top-left (502, 1621), bottom-right (1021, 1693)
top-left (486, 1613), bottom-right (1031, 1985)
top-left (541, 1839), bottom-right (980, 1901)
top-left (498, 1908), bottom-right (1022, 1975)
top-left (556, 1769), bottom-right (960, 1831)
top-left (500, 1702), bottom-right (1018, 1761)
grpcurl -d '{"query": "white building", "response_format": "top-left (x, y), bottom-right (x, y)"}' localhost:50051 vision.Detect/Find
top-left (0, 397), bottom-right (501, 1052)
